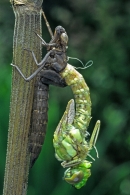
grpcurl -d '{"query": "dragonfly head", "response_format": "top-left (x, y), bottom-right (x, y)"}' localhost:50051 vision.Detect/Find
top-left (54, 26), bottom-right (68, 46)
top-left (63, 161), bottom-right (91, 189)
top-left (55, 26), bottom-right (66, 36)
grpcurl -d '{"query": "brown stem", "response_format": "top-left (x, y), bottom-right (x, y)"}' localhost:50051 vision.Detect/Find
top-left (3, 1), bottom-right (43, 194)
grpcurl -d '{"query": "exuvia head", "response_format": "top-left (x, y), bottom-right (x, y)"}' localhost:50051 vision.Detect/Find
top-left (55, 26), bottom-right (66, 35)
top-left (63, 161), bottom-right (91, 189)
top-left (54, 26), bottom-right (68, 45)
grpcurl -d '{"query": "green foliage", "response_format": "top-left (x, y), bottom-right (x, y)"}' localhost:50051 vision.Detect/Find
top-left (0, 0), bottom-right (130, 194)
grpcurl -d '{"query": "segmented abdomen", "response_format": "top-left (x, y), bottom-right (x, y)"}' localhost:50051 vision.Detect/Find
top-left (29, 72), bottom-right (49, 167)
top-left (60, 64), bottom-right (91, 134)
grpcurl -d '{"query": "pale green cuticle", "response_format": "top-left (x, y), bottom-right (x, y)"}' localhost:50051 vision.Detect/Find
top-left (53, 64), bottom-right (100, 189)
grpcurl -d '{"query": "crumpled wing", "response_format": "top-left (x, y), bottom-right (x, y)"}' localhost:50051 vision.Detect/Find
top-left (55, 99), bottom-right (75, 135)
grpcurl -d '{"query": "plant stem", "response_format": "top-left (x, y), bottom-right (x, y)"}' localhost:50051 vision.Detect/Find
top-left (3, 1), bottom-right (43, 194)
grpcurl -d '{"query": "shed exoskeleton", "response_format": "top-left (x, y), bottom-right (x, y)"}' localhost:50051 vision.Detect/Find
top-left (10, 24), bottom-right (68, 167)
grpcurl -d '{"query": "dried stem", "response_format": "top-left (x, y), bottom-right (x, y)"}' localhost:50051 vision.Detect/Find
top-left (3, 0), bottom-right (43, 194)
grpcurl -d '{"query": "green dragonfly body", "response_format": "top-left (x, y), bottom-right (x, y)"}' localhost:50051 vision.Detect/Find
top-left (53, 64), bottom-right (100, 189)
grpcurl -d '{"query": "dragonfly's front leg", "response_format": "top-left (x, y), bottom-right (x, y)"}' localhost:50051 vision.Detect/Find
top-left (61, 158), bottom-right (82, 168)
top-left (24, 48), bottom-right (40, 66)
top-left (11, 50), bottom-right (52, 81)
top-left (34, 32), bottom-right (56, 49)
top-left (24, 48), bottom-right (53, 67)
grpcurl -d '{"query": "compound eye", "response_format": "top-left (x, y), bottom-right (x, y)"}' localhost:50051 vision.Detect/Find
top-left (61, 33), bottom-right (68, 44)
top-left (64, 171), bottom-right (84, 185)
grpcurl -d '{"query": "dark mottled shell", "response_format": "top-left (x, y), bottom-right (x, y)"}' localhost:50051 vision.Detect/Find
top-left (29, 70), bottom-right (49, 167)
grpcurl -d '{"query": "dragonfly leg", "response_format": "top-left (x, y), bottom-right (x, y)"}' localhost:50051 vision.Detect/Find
top-left (61, 158), bottom-right (82, 168)
top-left (34, 32), bottom-right (56, 48)
top-left (24, 48), bottom-right (41, 66)
top-left (33, 32), bottom-right (47, 46)
top-left (10, 51), bottom-right (52, 81)
top-left (89, 120), bottom-right (100, 158)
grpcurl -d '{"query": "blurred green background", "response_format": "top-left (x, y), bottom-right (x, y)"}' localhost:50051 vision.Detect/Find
top-left (0, 0), bottom-right (130, 195)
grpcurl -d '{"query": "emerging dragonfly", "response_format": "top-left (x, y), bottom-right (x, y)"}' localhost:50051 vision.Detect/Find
top-left (53, 66), bottom-right (100, 189)
top-left (11, 10), bottom-right (101, 188)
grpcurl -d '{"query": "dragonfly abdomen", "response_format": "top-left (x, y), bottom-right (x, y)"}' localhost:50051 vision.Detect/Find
top-left (29, 76), bottom-right (49, 167)
top-left (60, 64), bottom-right (92, 134)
